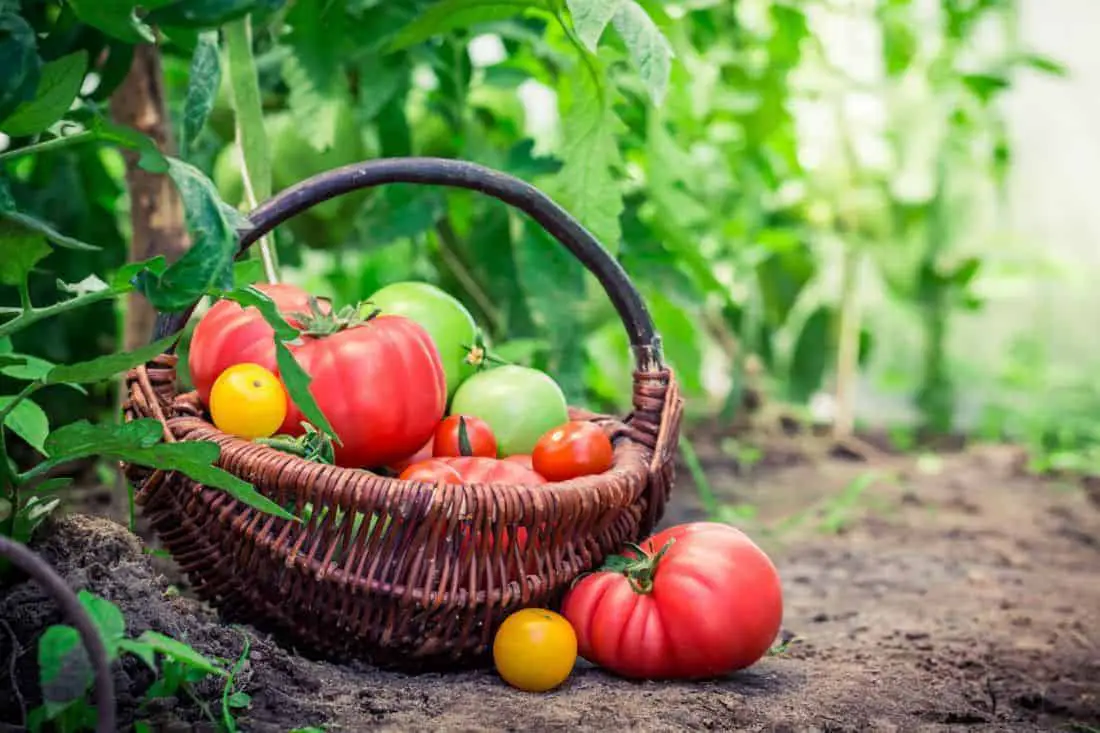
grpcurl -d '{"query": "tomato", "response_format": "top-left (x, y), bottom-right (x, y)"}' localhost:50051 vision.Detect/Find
top-left (449, 365), bottom-right (569, 456)
top-left (366, 281), bottom-right (478, 399)
top-left (209, 363), bottom-right (287, 439)
top-left (399, 459), bottom-right (463, 484)
top-left (533, 421), bottom-right (613, 482)
top-left (190, 286), bottom-right (448, 468)
top-left (493, 608), bottom-right (577, 692)
top-left (188, 283), bottom-right (319, 407)
top-left (389, 437), bottom-right (434, 473)
top-left (435, 456), bottom-right (546, 485)
top-left (561, 522), bottom-right (783, 680)
top-left (433, 415), bottom-right (497, 458)
top-left (503, 454), bottom-right (535, 472)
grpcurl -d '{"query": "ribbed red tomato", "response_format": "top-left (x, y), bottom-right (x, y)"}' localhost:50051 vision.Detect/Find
top-left (189, 284), bottom-right (447, 468)
top-left (561, 522), bottom-right (783, 680)
top-left (188, 283), bottom-right (317, 406)
top-left (435, 456), bottom-right (546, 484)
top-left (399, 459), bottom-right (462, 484)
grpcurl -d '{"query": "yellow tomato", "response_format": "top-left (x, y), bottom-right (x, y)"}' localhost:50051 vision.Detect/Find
top-left (209, 363), bottom-right (287, 439)
top-left (492, 608), bottom-right (577, 692)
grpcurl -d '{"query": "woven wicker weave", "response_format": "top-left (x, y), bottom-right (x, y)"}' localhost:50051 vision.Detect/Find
top-left (122, 158), bottom-right (683, 670)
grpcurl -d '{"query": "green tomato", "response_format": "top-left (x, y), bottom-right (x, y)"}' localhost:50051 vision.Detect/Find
top-left (366, 281), bottom-right (479, 399)
top-left (449, 365), bottom-right (569, 457)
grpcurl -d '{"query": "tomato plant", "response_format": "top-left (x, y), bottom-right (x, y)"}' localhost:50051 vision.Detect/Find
top-left (532, 421), bottom-right (613, 482)
top-left (433, 415), bottom-right (497, 458)
top-left (493, 608), bottom-right (577, 693)
top-left (209, 363), bottom-right (287, 440)
top-left (561, 522), bottom-right (783, 680)
top-left (449, 366), bottom-right (569, 457)
top-left (399, 459), bottom-right (462, 485)
top-left (366, 281), bottom-right (478, 399)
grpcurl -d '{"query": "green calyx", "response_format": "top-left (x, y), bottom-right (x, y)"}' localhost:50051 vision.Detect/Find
top-left (600, 538), bottom-right (676, 594)
top-left (291, 296), bottom-right (377, 337)
top-left (255, 422), bottom-right (335, 464)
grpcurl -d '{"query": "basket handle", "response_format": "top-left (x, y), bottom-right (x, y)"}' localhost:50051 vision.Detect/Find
top-left (154, 157), bottom-right (663, 372)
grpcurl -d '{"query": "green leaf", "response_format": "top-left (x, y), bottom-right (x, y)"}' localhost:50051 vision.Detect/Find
top-left (117, 639), bottom-right (157, 672)
top-left (281, 0), bottom-right (349, 152)
top-left (225, 17), bottom-right (272, 198)
top-left (788, 305), bottom-right (833, 404)
top-left (77, 591), bottom-right (126, 662)
top-left (0, 353), bottom-right (53, 380)
top-left (0, 219), bottom-right (50, 287)
top-left (67, 0), bottom-right (175, 44)
top-left (149, 0), bottom-right (285, 27)
top-left (89, 116), bottom-right (169, 173)
top-left (227, 691), bottom-right (252, 709)
top-left (0, 10), bottom-right (41, 122)
top-left (566, 0), bottom-right (624, 51)
top-left (37, 625), bottom-right (91, 713)
top-left (555, 67), bottom-right (623, 255)
top-left (0, 210), bottom-right (101, 252)
top-left (610, 1), bottom-right (672, 105)
top-left (961, 73), bottom-right (1010, 103)
top-left (0, 51), bottom-right (88, 137)
top-left (180, 32), bottom-right (221, 156)
top-left (1019, 52), bottom-right (1067, 76)
top-left (39, 419), bottom-right (298, 521)
top-left (232, 258), bottom-right (266, 287)
top-left (646, 289), bottom-right (703, 395)
top-left (275, 341), bottom-right (340, 446)
top-left (387, 0), bottom-right (543, 51)
top-left (12, 495), bottom-right (61, 544)
top-left (46, 334), bottom-right (177, 385)
top-left (138, 158), bottom-right (238, 312)
top-left (132, 630), bottom-right (226, 677)
top-left (112, 255), bottom-right (169, 291)
top-left (0, 395), bottom-right (49, 454)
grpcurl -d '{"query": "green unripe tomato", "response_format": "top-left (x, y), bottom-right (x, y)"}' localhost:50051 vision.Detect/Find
top-left (366, 281), bottom-right (479, 400)
top-left (449, 365), bottom-right (569, 457)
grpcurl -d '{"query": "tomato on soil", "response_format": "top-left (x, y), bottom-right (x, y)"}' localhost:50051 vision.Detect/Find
top-left (561, 522), bottom-right (783, 680)
top-left (209, 363), bottom-right (287, 439)
top-left (448, 365), bottom-right (569, 456)
top-left (433, 415), bottom-right (497, 458)
top-left (532, 421), bottom-right (613, 481)
top-left (190, 285), bottom-right (447, 468)
top-left (493, 608), bottom-right (577, 692)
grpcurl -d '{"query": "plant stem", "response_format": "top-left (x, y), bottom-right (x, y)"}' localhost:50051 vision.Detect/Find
top-left (833, 243), bottom-right (862, 440)
top-left (225, 15), bottom-right (279, 284)
top-left (0, 130), bottom-right (96, 164)
top-left (0, 289), bottom-right (118, 341)
top-left (433, 219), bottom-right (503, 334)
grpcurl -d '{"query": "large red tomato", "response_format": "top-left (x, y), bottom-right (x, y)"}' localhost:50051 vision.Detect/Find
top-left (188, 283), bottom-right (318, 406)
top-left (189, 285), bottom-right (447, 468)
top-left (435, 456), bottom-right (546, 484)
top-left (561, 522), bottom-right (783, 680)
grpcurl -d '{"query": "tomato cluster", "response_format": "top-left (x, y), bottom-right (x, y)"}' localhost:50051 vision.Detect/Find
top-left (190, 281), bottom-right (615, 483)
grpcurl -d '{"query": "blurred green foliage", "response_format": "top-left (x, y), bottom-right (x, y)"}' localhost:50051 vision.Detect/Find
top-left (0, 0), bottom-right (1069, 445)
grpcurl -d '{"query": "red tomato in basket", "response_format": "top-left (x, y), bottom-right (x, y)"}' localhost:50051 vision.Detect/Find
top-left (532, 421), bottom-right (613, 482)
top-left (389, 437), bottom-right (434, 473)
top-left (561, 522), bottom-right (783, 680)
top-left (433, 415), bottom-right (498, 458)
top-left (189, 283), bottom-right (447, 468)
top-left (436, 456), bottom-right (546, 485)
top-left (503, 454), bottom-right (536, 472)
top-left (399, 459), bottom-right (462, 484)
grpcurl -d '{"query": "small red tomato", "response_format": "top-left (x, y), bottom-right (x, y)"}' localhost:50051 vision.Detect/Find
top-left (532, 421), bottom-right (613, 482)
top-left (399, 459), bottom-right (462, 484)
top-left (433, 415), bottom-right (498, 458)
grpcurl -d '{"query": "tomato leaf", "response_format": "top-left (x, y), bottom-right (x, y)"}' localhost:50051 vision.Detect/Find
top-left (66, 0), bottom-right (175, 44)
top-left (148, 0), bottom-right (284, 28)
top-left (81, 114), bottom-right (169, 173)
top-left (129, 630), bottom-right (226, 676)
top-left (77, 590), bottom-right (126, 662)
top-left (43, 419), bottom-right (163, 461)
top-left (275, 341), bottom-right (340, 446)
top-left (788, 305), bottom-right (833, 404)
top-left (138, 158), bottom-right (238, 312)
top-left (387, 0), bottom-right (544, 51)
top-left (45, 335), bottom-right (178, 385)
top-left (37, 625), bottom-right (92, 713)
top-left (610, 1), bottom-right (672, 106)
top-left (180, 31), bottom-right (221, 156)
top-left (555, 65), bottom-right (623, 255)
top-left (0, 9), bottom-right (41, 123)
top-left (0, 50), bottom-right (88, 137)
top-left (281, 0), bottom-right (349, 152)
top-left (566, 0), bottom-right (624, 51)
top-left (0, 395), bottom-right (49, 454)
top-left (0, 219), bottom-right (50, 287)
top-left (217, 286), bottom-right (299, 341)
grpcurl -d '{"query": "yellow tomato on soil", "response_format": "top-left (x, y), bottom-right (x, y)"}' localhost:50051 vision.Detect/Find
top-left (209, 363), bottom-right (287, 439)
top-left (492, 608), bottom-right (577, 692)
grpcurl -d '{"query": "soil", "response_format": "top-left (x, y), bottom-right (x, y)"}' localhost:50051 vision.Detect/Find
top-left (2, 438), bottom-right (1099, 732)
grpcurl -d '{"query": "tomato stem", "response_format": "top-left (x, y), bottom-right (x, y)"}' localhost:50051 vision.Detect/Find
top-left (457, 417), bottom-right (473, 457)
top-left (292, 297), bottom-right (377, 337)
top-left (600, 538), bottom-right (676, 595)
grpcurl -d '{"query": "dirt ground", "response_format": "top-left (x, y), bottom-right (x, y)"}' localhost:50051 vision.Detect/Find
top-left (2, 438), bottom-right (1099, 732)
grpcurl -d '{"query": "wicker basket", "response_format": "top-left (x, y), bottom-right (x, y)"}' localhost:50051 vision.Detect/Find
top-left (122, 158), bottom-right (683, 670)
